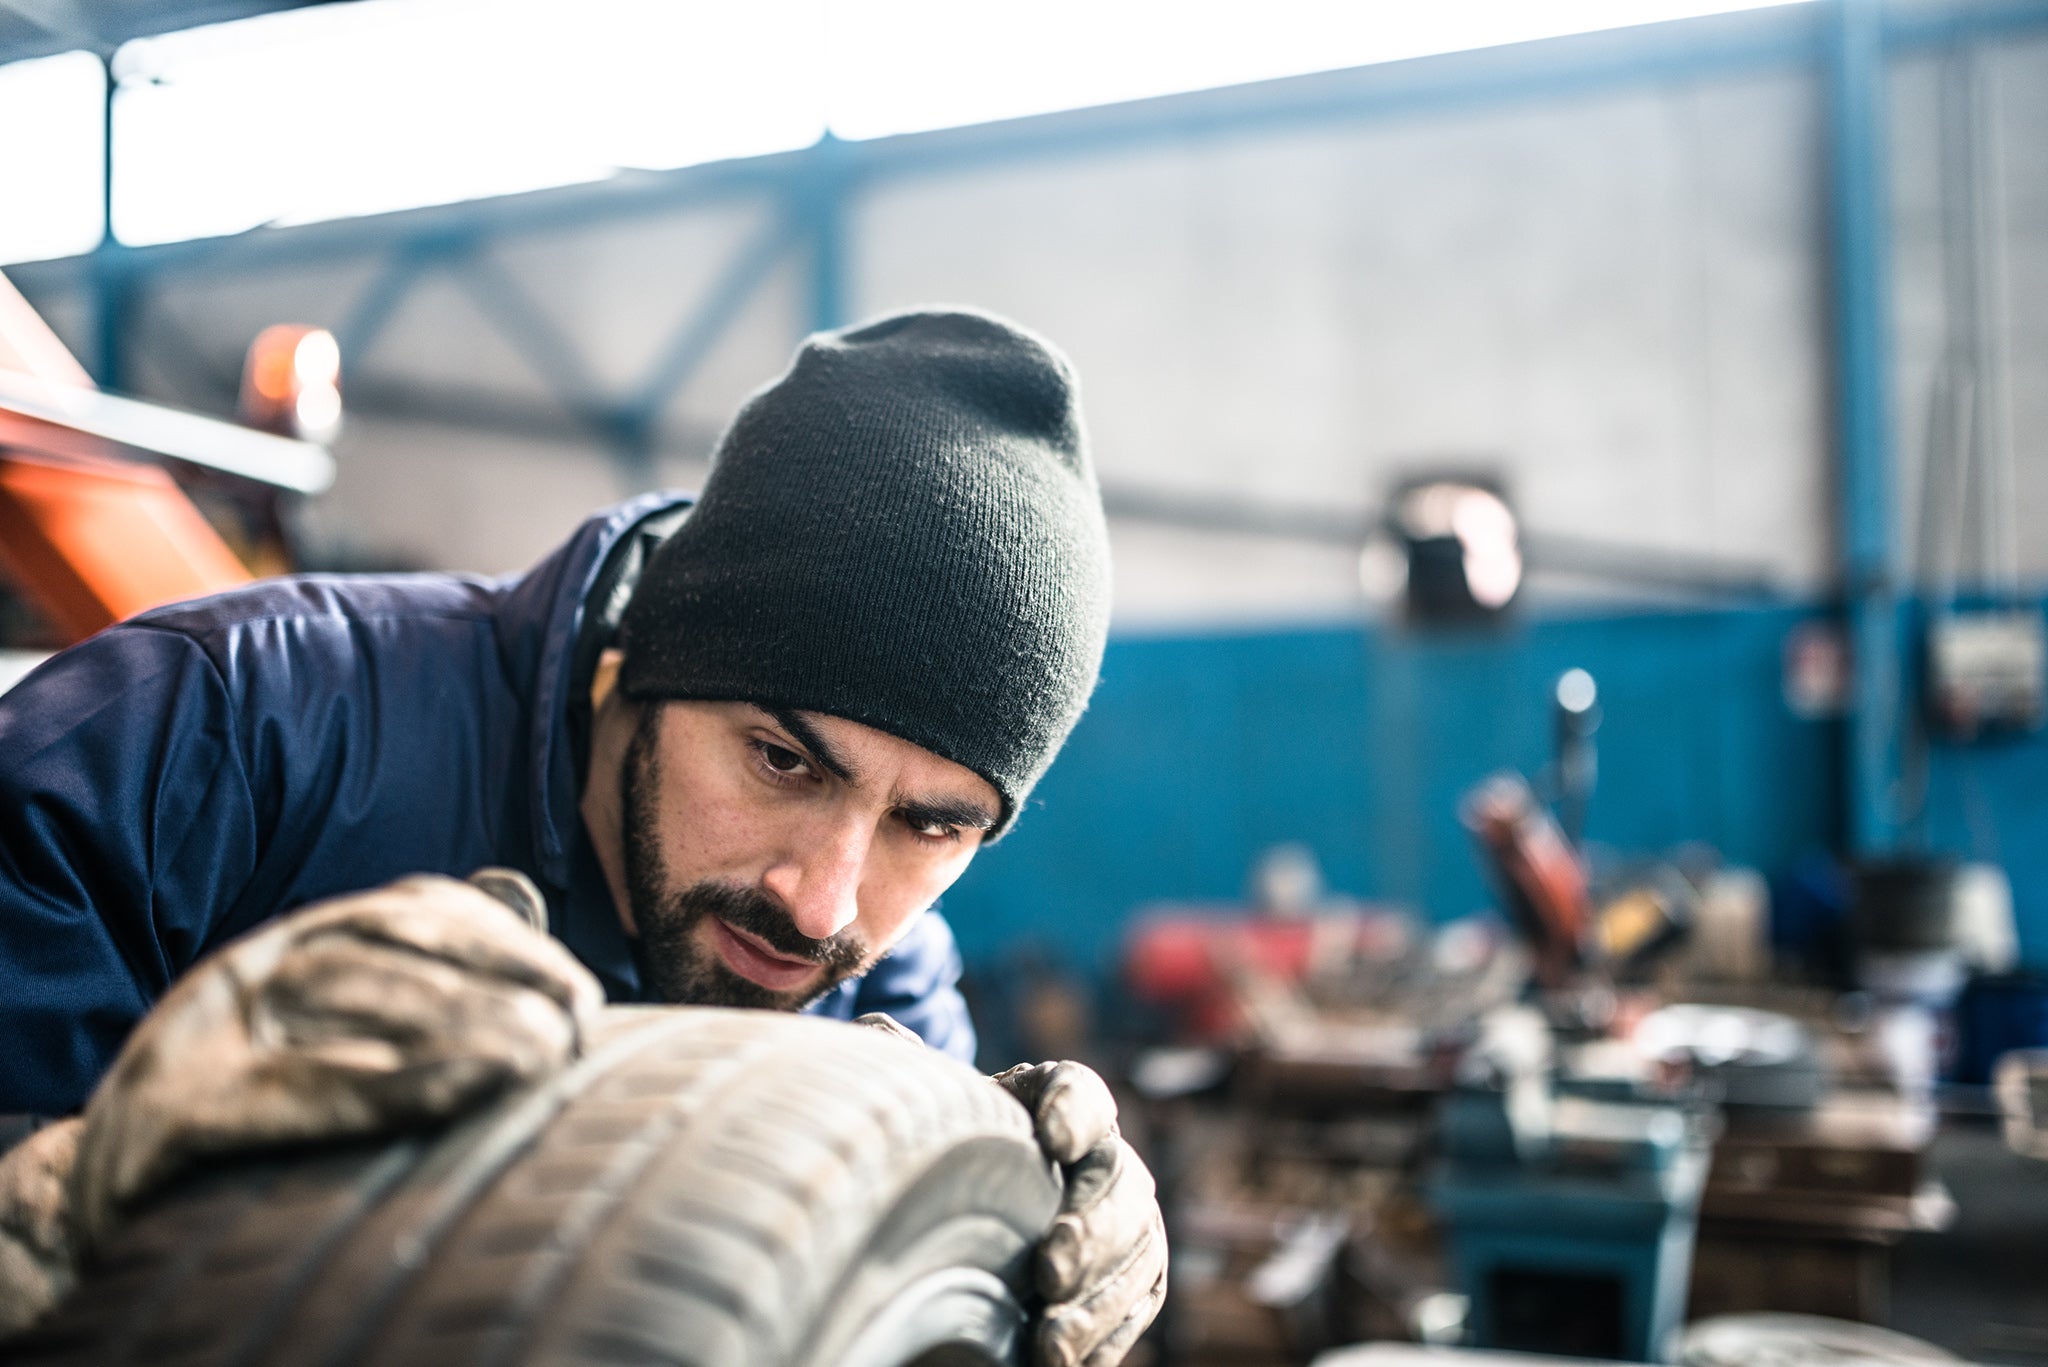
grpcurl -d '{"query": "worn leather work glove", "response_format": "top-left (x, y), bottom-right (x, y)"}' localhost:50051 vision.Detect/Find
top-left (0, 870), bottom-right (601, 1334)
top-left (992, 1060), bottom-right (1168, 1367)
top-left (0, 1118), bottom-right (82, 1336)
top-left (857, 1017), bottom-right (1166, 1367)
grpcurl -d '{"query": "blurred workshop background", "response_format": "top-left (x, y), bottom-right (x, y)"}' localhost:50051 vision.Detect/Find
top-left (4, 1), bottom-right (2048, 1364)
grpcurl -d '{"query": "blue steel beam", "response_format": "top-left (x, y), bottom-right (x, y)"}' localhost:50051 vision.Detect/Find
top-left (89, 251), bottom-right (137, 391)
top-left (450, 220), bottom-right (800, 492)
top-left (446, 249), bottom-right (613, 432)
top-left (627, 208), bottom-right (798, 417)
top-left (88, 52), bottom-right (128, 390)
top-left (802, 134), bottom-right (851, 334)
top-left (328, 209), bottom-right (796, 494)
top-left (333, 234), bottom-right (471, 372)
top-left (1826, 0), bottom-right (1905, 855)
top-left (805, 134), bottom-right (849, 333)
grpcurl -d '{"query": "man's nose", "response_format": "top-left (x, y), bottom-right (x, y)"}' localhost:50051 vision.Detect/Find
top-left (761, 816), bottom-right (869, 942)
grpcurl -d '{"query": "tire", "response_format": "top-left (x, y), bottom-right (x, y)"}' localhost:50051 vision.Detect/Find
top-left (11, 1007), bottom-right (1062, 1367)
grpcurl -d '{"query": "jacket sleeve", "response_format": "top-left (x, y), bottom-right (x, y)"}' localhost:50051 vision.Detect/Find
top-left (0, 625), bottom-right (257, 1114)
top-left (841, 909), bottom-right (978, 1065)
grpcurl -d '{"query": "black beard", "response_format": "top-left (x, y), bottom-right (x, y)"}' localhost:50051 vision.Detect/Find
top-left (620, 706), bottom-right (870, 1010)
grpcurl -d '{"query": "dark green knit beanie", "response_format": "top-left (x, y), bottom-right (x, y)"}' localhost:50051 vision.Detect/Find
top-left (618, 307), bottom-right (1111, 836)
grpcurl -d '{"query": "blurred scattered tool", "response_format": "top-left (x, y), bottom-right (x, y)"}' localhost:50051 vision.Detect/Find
top-left (1428, 1061), bottom-right (1711, 1362)
top-left (1463, 773), bottom-right (1589, 990)
top-left (1925, 608), bottom-right (2046, 741)
top-left (1592, 869), bottom-right (1697, 985)
top-left (1157, 1100), bottom-right (1432, 1366)
top-left (1678, 1313), bottom-right (1959, 1366)
top-left (178, 321), bottom-right (349, 577)
top-left (1852, 859), bottom-right (1972, 1103)
top-left (1126, 848), bottom-right (1523, 1367)
top-left (1387, 474), bottom-right (1523, 625)
top-left (1553, 667), bottom-right (1600, 849)
top-left (1119, 643), bottom-right (2039, 1367)
top-left (1127, 844), bottom-right (1523, 1059)
top-left (1463, 775), bottom-right (1698, 996)
top-left (1634, 1005), bottom-right (1828, 1114)
top-left (1128, 908), bottom-right (1526, 1105)
top-left (1689, 867), bottom-right (1772, 984)
top-left (1956, 966), bottom-right (2048, 1085)
top-left (1684, 1088), bottom-right (1949, 1324)
top-left (1316, 1348), bottom-right (1636, 1367)
top-left (1994, 1049), bottom-right (2048, 1162)
top-left (238, 324), bottom-right (344, 444)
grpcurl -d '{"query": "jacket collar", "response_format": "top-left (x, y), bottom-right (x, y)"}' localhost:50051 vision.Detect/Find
top-left (512, 492), bottom-right (693, 895)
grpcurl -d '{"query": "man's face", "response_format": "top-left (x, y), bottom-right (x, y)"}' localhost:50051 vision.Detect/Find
top-left (618, 699), bottom-right (999, 1010)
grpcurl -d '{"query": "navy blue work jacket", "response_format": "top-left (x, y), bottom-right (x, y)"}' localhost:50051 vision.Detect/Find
top-left (0, 493), bottom-right (973, 1114)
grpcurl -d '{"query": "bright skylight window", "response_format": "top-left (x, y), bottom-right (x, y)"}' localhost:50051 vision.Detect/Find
top-left (109, 0), bottom-right (828, 246)
top-left (3, 0), bottom-right (1809, 260)
top-left (821, 0), bottom-right (1808, 140)
top-left (0, 52), bottom-right (106, 264)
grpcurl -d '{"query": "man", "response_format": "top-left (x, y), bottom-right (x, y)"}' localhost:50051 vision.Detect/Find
top-left (0, 309), bottom-right (1162, 1366)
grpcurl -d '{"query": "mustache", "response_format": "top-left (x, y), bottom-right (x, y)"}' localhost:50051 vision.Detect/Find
top-left (681, 881), bottom-right (867, 973)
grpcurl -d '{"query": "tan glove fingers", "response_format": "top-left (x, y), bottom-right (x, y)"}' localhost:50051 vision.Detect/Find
top-left (73, 945), bottom-right (580, 1237)
top-left (69, 875), bottom-right (600, 1251)
top-left (77, 1016), bottom-right (559, 1241)
top-left (852, 1012), bottom-right (926, 1047)
top-left (289, 877), bottom-right (602, 1024)
top-left (0, 1117), bottom-right (84, 1335)
top-left (1079, 1256), bottom-right (1167, 1367)
top-left (993, 1060), bottom-right (1118, 1165)
top-left (1038, 1134), bottom-right (1158, 1301)
top-left (70, 955), bottom-right (262, 1239)
top-left (1036, 1208), bottom-right (1168, 1367)
top-left (258, 938), bottom-right (581, 1081)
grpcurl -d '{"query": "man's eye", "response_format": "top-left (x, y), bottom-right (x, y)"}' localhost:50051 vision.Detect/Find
top-left (907, 816), bottom-right (962, 843)
top-left (757, 742), bottom-right (809, 776)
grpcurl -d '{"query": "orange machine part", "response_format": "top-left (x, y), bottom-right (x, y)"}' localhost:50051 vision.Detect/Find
top-left (0, 449), bottom-right (252, 644)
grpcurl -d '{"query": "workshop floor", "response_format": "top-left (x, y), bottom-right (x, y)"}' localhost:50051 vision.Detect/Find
top-left (1889, 1122), bottom-right (2048, 1364)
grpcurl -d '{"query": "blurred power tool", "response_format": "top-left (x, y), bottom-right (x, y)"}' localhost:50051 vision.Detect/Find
top-left (1553, 667), bottom-right (1600, 848)
top-left (1430, 1066), bottom-right (1711, 1361)
top-left (1465, 668), bottom-right (1697, 994)
top-left (1463, 774), bottom-right (1588, 989)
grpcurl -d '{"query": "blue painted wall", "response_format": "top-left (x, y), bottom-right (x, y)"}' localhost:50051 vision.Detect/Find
top-left (940, 602), bottom-right (2048, 975)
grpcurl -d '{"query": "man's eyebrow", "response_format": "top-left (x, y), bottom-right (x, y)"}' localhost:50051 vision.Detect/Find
top-left (896, 796), bottom-right (998, 833)
top-left (766, 708), bottom-right (856, 782)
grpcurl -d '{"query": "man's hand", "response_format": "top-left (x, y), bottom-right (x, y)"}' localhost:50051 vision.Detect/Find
top-left (851, 1021), bottom-right (1166, 1367)
top-left (993, 1061), bottom-right (1167, 1367)
top-left (0, 870), bottom-right (604, 1338)
top-left (0, 1118), bottom-right (83, 1335)
top-left (69, 872), bottom-right (602, 1244)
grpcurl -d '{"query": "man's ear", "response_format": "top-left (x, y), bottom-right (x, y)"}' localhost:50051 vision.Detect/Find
top-left (591, 648), bottom-right (627, 713)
